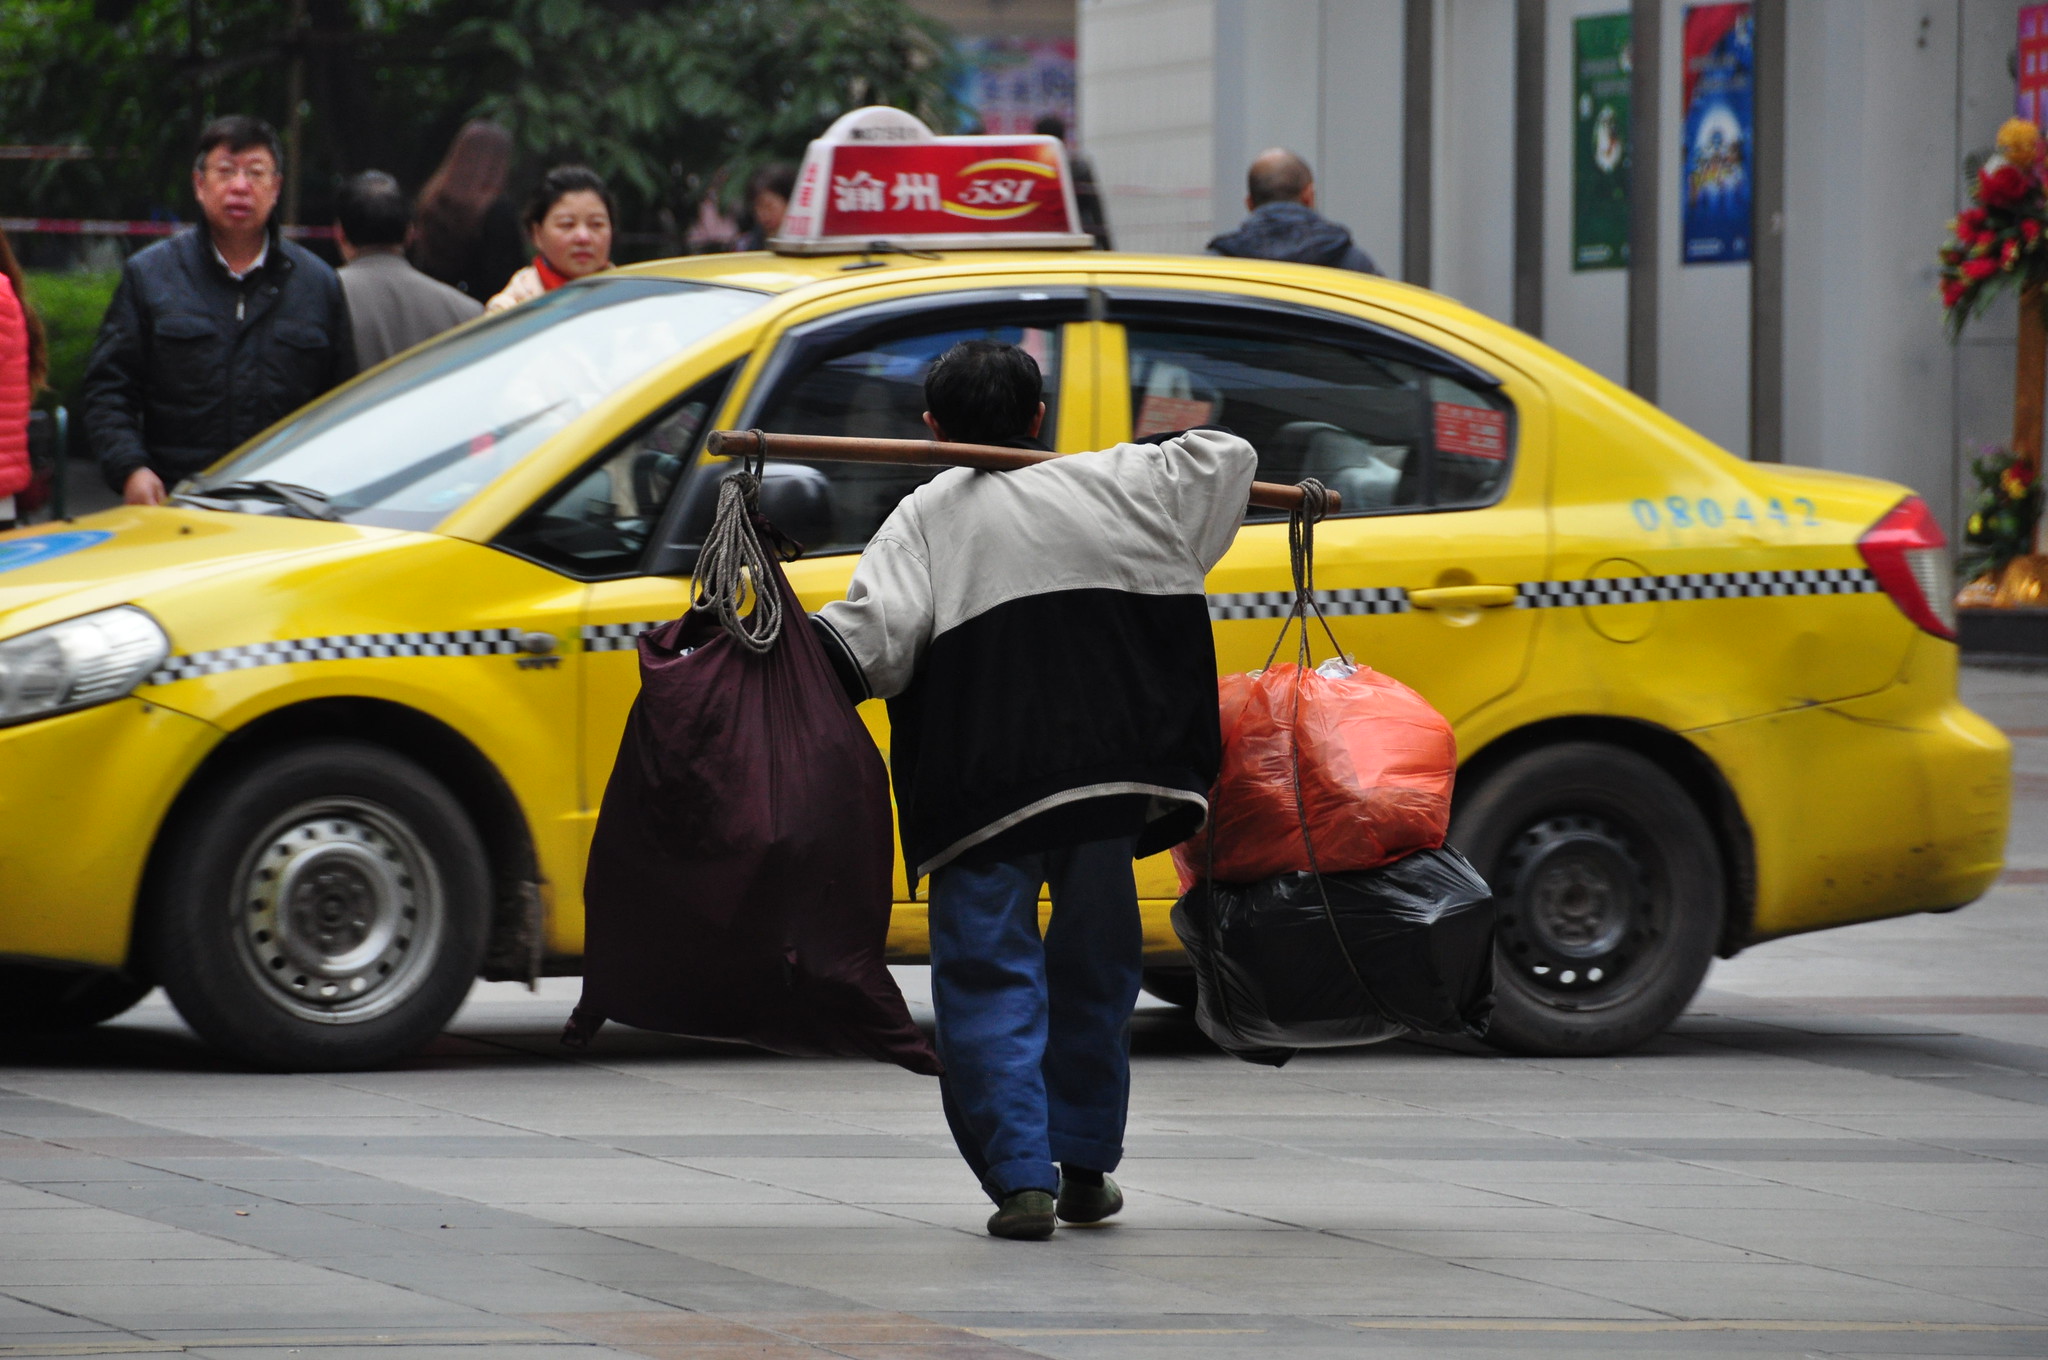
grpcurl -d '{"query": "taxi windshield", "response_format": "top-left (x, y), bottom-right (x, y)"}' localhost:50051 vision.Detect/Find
top-left (186, 278), bottom-right (768, 531)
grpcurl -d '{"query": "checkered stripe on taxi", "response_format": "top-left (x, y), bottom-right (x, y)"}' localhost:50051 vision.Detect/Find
top-left (581, 621), bottom-right (669, 652)
top-left (1207, 588), bottom-right (1410, 620)
top-left (1515, 567), bottom-right (1880, 609)
top-left (146, 629), bottom-right (525, 686)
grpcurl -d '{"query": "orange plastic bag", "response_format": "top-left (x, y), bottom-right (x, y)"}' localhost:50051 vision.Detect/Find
top-left (1174, 657), bottom-right (1456, 890)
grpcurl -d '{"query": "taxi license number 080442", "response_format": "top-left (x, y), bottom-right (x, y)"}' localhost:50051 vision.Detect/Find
top-left (1631, 495), bottom-right (1820, 533)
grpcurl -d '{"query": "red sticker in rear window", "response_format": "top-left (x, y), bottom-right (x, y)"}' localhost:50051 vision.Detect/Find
top-left (1434, 403), bottom-right (1508, 459)
top-left (1134, 395), bottom-right (1215, 439)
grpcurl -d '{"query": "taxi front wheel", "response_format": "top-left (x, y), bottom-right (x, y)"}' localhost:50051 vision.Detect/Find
top-left (149, 742), bottom-right (490, 1071)
top-left (1451, 743), bottom-right (1723, 1058)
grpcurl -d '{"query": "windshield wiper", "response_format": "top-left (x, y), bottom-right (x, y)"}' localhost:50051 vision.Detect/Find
top-left (174, 480), bottom-right (340, 522)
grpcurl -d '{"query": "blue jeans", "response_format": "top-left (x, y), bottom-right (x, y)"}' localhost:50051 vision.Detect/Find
top-left (928, 835), bottom-right (1144, 1199)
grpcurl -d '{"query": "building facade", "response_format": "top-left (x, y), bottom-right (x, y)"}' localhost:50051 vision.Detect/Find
top-left (1078, 0), bottom-right (2029, 532)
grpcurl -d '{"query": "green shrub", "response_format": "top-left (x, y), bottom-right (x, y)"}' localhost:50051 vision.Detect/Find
top-left (22, 269), bottom-right (118, 419)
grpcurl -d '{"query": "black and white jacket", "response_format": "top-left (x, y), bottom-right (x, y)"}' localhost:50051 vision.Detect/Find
top-left (814, 430), bottom-right (1258, 880)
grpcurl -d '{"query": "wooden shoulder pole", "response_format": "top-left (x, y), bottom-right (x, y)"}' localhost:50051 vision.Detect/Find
top-left (706, 431), bottom-right (1340, 514)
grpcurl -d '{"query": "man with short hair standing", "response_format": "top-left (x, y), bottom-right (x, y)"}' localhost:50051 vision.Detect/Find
top-left (335, 171), bottom-right (481, 368)
top-left (1208, 148), bottom-right (1380, 275)
top-left (811, 341), bottom-right (1255, 1240)
top-left (85, 115), bottom-right (355, 505)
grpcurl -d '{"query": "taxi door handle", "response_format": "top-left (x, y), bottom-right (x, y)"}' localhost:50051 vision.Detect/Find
top-left (1407, 584), bottom-right (1520, 610)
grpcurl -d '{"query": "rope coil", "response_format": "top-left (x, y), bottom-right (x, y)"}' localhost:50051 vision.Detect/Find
top-left (692, 429), bottom-right (785, 653)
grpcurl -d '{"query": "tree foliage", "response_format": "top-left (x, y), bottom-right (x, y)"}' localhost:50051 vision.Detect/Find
top-left (0, 0), bottom-right (964, 243)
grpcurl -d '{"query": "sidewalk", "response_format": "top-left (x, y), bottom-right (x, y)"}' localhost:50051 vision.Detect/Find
top-left (0, 665), bottom-right (2042, 1358)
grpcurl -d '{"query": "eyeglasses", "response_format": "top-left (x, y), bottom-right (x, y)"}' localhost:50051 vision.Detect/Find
top-left (203, 162), bottom-right (277, 185)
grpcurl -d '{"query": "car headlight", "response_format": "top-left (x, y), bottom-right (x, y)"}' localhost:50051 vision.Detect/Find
top-left (0, 606), bottom-right (171, 728)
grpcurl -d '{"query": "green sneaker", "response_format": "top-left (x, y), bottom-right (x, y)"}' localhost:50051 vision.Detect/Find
top-left (1056, 1172), bottom-right (1124, 1225)
top-left (987, 1189), bottom-right (1057, 1240)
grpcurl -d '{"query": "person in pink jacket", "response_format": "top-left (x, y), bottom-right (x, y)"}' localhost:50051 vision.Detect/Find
top-left (0, 225), bottom-right (48, 530)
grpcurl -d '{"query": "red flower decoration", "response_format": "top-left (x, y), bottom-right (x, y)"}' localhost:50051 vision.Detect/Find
top-left (1943, 279), bottom-right (1968, 307)
top-left (1981, 163), bottom-right (2032, 209)
top-left (1961, 208), bottom-right (1988, 232)
top-left (1964, 257), bottom-right (2000, 280)
top-left (2025, 219), bottom-right (2042, 243)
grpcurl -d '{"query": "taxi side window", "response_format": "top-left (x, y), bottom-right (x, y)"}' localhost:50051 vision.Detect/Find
top-left (752, 322), bottom-right (1062, 555)
top-left (493, 367), bottom-right (733, 579)
top-left (1126, 328), bottom-right (1512, 520)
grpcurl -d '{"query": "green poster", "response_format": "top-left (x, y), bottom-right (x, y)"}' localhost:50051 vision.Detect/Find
top-left (1574, 13), bottom-right (1632, 270)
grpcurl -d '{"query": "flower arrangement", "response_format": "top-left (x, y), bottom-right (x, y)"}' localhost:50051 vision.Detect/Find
top-left (1959, 446), bottom-right (2044, 584)
top-left (1939, 119), bottom-right (2048, 337)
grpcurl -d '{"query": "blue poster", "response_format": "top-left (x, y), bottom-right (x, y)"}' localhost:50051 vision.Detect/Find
top-left (1680, 4), bottom-right (1754, 264)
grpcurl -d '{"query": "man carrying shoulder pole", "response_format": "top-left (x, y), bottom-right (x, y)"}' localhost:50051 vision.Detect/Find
top-left (808, 341), bottom-right (1256, 1239)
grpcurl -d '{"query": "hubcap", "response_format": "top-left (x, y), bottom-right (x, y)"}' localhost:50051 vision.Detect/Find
top-left (1496, 814), bottom-right (1660, 1001)
top-left (230, 798), bottom-right (443, 1022)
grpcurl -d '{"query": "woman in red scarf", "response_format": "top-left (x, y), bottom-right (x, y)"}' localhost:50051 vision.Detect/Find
top-left (486, 165), bottom-right (616, 314)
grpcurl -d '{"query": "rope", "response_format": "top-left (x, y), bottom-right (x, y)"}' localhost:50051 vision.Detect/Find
top-left (1262, 478), bottom-right (1346, 673)
top-left (691, 430), bottom-right (783, 653)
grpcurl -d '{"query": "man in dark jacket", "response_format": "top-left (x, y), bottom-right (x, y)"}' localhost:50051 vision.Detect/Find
top-left (85, 115), bottom-right (355, 503)
top-left (812, 342), bottom-right (1256, 1240)
top-left (1207, 148), bottom-right (1379, 275)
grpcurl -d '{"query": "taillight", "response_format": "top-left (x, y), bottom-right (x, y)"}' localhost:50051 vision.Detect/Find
top-left (1857, 496), bottom-right (1956, 640)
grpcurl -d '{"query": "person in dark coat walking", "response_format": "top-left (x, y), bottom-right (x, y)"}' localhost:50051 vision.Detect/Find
top-left (1034, 116), bottom-right (1112, 250)
top-left (84, 115), bottom-right (355, 504)
top-left (1208, 148), bottom-right (1378, 275)
top-left (335, 171), bottom-right (481, 368)
top-left (811, 342), bottom-right (1256, 1240)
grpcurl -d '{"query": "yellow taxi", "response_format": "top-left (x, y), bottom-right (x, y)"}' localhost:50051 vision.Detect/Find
top-left (0, 115), bottom-right (2010, 1069)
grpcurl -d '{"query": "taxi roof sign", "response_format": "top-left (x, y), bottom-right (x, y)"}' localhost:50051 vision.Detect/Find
top-left (772, 107), bottom-right (1094, 255)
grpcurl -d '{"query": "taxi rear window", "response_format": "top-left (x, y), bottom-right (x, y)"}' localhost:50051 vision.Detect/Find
top-left (1125, 327), bottom-right (1513, 519)
top-left (189, 279), bottom-right (768, 532)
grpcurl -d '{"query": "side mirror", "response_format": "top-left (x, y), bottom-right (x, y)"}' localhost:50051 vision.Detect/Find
top-left (754, 463), bottom-right (836, 554)
top-left (642, 462), bottom-right (837, 577)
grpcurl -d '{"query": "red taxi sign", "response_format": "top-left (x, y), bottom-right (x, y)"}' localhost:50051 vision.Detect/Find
top-left (774, 107), bottom-right (1094, 254)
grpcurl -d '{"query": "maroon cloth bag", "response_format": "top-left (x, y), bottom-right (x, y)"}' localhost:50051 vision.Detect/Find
top-left (565, 530), bottom-right (939, 1076)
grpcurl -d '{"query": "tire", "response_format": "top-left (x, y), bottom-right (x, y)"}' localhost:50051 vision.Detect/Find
top-left (149, 741), bottom-right (489, 1071)
top-left (1141, 968), bottom-right (1198, 1009)
top-left (1451, 742), bottom-right (1722, 1057)
top-left (0, 965), bottom-right (151, 1032)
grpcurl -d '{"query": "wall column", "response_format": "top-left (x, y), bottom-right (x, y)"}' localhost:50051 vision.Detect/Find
top-left (1514, 0), bottom-right (1547, 334)
top-left (1403, 0), bottom-right (1435, 286)
top-left (1749, 0), bottom-right (1787, 461)
top-left (1626, 0), bottom-right (1661, 400)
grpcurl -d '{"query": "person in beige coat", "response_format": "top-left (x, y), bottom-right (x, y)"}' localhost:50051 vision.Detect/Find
top-left (486, 166), bottom-right (615, 313)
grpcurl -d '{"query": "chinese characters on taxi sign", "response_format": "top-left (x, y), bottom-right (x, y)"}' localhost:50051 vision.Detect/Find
top-left (775, 106), bottom-right (1091, 254)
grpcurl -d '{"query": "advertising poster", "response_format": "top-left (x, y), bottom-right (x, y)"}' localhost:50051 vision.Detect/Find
top-left (1573, 13), bottom-right (1632, 271)
top-left (1680, 3), bottom-right (1754, 264)
top-left (2021, 5), bottom-right (2048, 122)
top-left (953, 38), bottom-right (1076, 135)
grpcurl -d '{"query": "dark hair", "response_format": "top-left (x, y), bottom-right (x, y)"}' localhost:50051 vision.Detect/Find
top-left (1032, 114), bottom-right (1068, 141)
top-left (193, 114), bottom-right (282, 173)
top-left (923, 341), bottom-right (1042, 445)
top-left (524, 164), bottom-right (615, 233)
top-left (336, 171), bottom-right (410, 248)
top-left (414, 120), bottom-right (513, 274)
top-left (1247, 150), bottom-right (1314, 207)
top-left (0, 226), bottom-right (47, 392)
top-left (747, 161), bottom-right (797, 203)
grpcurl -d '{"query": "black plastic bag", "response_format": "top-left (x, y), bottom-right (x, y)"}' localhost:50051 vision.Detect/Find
top-left (1170, 846), bottom-right (1496, 1066)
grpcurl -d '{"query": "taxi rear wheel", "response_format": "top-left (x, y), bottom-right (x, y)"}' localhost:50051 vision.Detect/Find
top-left (1452, 742), bottom-right (1723, 1057)
top-left (150, 742), bottom-right (489, 1071)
